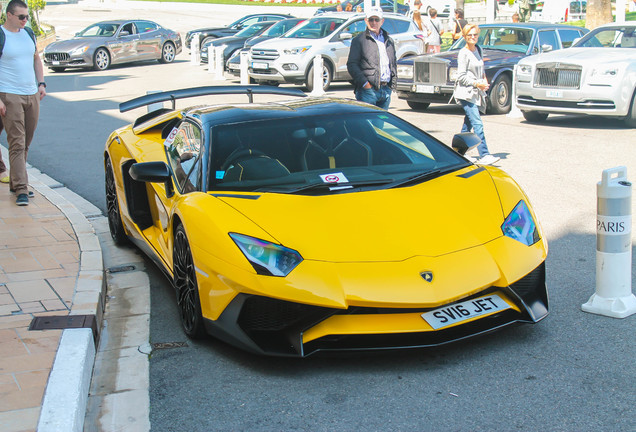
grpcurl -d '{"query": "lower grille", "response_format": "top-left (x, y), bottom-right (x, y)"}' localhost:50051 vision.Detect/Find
top-left (534, 63), bottom-right (581, 89)
top-left (45, 52), bottom-right (70, 62)
top-left (414, 61), bottom-right (447, 85)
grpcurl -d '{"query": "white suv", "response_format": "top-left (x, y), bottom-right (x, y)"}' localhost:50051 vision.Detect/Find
top-left (248, 12), bottom-right (425, 91)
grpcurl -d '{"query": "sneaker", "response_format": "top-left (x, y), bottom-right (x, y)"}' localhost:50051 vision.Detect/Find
top-left (16, 193), bottom-right (29, 206)
top-left (477, 154), bottom-right (500, 165)
top-left (10, 189), bottom-right (34, 198)
top-left (465, 155), bottom-right (477, 163)
top-left (0, 172), bottom-right (8, 183)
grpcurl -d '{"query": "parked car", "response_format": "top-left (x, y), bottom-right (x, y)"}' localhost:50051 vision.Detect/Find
top-left (226, 18), bottom-right (307, 78)
top-left (248, 12), bottom-right (425, 91)
top-left (315, 0), bottom-right (409, 15)
top-left (184, 13), bottom-right (293, 50)
top-left (396, 23), bottom-right (588, 114)
top-left (531, 0), bottom-right (586, 23)
top-left (419, 0), bottom-right (456, 17)
top-left (200, 21), bottom-right (277, 64)
top-left (106, 85), bottom-right (548, 357)
top-left (43, 20), bottom-right (182, 72)
top-left (515, 23), bottom-right (636, 127)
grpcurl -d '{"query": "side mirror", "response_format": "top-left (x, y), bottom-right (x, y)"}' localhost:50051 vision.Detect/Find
top-left (339, 32), bottom-right (353, 41)
top-left (129, 161), bottom-right (174, 197)
top-left (571, 37), bottom-right (581, 46)
top-left (541, 44), bottom-right (553, 52)
top-left (452, 132), bottom-right (481, 156)
top-left (119, 30), bottom-right (130, 37)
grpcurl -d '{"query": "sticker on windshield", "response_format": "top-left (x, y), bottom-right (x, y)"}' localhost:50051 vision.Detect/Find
top-left (164, 127), bottom-right (178, 147)
top-left (320, 172), bottom-right (348, 184)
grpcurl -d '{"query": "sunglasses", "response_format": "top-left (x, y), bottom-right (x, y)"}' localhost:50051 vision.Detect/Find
top-left (367, 17), bottom-right (382, 22)
top-left (11, 12), bottom-right (29, 20)
top-left (466, 34), bottom-right (479, 38)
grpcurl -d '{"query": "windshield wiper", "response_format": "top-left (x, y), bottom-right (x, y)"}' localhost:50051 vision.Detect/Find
top-left (389, 169), bottom-right (443, 188)
top-left (266, 178), bottom-right (395, 194)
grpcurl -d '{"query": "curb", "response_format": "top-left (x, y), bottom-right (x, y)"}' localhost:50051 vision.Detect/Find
top-left (0, 146), bottom-right (105, 432)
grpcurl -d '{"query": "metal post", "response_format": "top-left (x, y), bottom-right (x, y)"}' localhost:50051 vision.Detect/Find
top-left (309, 55), bottom-right (325, 97)
top-left (507, 65), bottom-right (522, 119)
top-left (240, 51), bottom-right (250, 85)
top-left (582, 166), bottom-right (636, 318)
top-left (215, 47), bottom-right (225, 81)
top-left (207, 45), bottom-right (214, 74)
top-left (190, 36), bottom-right (200, 65)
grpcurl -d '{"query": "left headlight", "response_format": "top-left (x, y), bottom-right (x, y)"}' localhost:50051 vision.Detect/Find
top-left (283, 46), bottom-right (310, 55)
top-left (230, 233), bottom-right (303, 277)
top-left (588, 66), bottom-right (620, 85)
top-left (449, 67), bottom-right (458, 82)
top-left (69, 46), bottom-right (89, 56)
top-left (397, 64), bottom-right (413, 79)
top-left (501, 200), bottom-right (540, 246)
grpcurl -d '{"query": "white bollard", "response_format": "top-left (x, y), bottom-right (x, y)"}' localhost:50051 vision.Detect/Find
top-left (309, 55), bottom-right (325, 97)
top-left (146, 90), bottom-right (163, 113)
top-left (240, 50), bottom-right (250, 85)
top-left (507, 65), bottom-right (523, 119)
top-left (190, 36), bottom-right (200, 65)
top-left (582, 166), bottom-right (636, 318)
top-left (215, 46), bottom-right (225, 81)
top-left (207, 45), bottom-right (214, 74)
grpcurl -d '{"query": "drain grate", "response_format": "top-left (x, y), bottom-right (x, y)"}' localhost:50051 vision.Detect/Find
top-left (152, 342), bottom-right (188, 350)
top-left (29, 314), bottom-right (98, 343)
top-left (107, 265), bottom-right (136, 274)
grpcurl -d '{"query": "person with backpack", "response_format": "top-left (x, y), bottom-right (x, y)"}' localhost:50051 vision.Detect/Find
top-left (0, 0), bottom-right (46, 206)
top-left (424, 8), bottom-right (444, 53)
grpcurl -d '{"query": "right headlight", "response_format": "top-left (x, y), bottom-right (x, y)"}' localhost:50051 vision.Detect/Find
top-left (501, 200), bottom-right (540, 246)
top-left (229, 233), bottom-right (303, 277)
top-left (283, 46), bottom-right (310, 55)
top-left (397, 64), bottom-right (413, 79)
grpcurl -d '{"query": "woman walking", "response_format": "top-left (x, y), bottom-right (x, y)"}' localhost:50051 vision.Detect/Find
top-left (453, 24), bottom-right (499, 165)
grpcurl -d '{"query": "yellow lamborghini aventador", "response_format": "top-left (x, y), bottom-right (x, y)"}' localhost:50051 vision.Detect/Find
top-left (104, 86), bottom-right (548, 357)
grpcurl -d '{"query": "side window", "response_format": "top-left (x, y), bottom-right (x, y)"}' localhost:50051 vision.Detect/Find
top-left (136, 21), bottom-right (158, 33)
top-left (558, 28), bottom-right (583, 48)
top-left (165, 122), bottom-right (202, 193)
top-left (538, 30), bottom-right (559, 52)
top-left (342, 19), bottom-right (367, 37)
top-left (120, 23), bottom-right (136, 35)
top-left (385, 18), bottom-right (410, 34)
top-left (236, 17), bottom-right (259, 29)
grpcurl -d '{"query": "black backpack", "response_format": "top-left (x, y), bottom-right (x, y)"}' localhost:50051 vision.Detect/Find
top-left (0, 26), bottom-right (37, 59)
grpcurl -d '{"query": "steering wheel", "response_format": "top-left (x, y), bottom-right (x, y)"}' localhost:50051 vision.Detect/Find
top-left (221, 148), bottom-right (266, 171)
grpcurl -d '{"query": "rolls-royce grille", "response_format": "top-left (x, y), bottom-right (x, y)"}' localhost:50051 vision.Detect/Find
top-left (45, 53), bottom-right (70, 62)
top-left (250, 48), bottom-right (278, 61)
top-left (414, 61), bottom-right (447, 84)
top-left (534, 63), bottom-right (581, 89)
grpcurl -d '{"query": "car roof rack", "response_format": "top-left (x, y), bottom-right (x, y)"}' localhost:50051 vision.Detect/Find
top-left (119, 85), bottom-right (307, 113)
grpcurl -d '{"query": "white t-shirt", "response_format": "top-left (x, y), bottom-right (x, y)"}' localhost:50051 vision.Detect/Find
top-left (425, 17), bottom-right (442, 46)
top-left (0, 27), bottom-right (37, 95)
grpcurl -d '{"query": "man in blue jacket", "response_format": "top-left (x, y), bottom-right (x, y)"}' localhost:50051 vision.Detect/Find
top-left (346, 7), bottom-right (397, 109)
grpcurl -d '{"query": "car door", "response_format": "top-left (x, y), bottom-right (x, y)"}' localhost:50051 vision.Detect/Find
top-left (147, 120), bottom-right (204, 260)
top-left (108, 22), bottom-right (140, 63)
top-left (332, 18), bottom-right (366, 79)
top-left (135, 20), bottom-right (162, 59)
top-left (534, 29), bottom-right (560, 53)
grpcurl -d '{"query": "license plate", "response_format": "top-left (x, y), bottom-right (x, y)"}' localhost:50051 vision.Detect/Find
top-left (421, 294), bottom-right (511, 330)
top-left (546, 89), bottom-right (563, 98)
top-left (415, 84), bottom-right (435, 93)
top-left (251, 62), bottom-right (269, 70)
top-left (52, 61), bottom-right (60, 65)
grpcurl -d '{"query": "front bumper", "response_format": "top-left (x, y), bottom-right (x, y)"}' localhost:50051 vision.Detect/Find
top-left (205, 261), bottom-right (548, 357)
top-left (397, 81), bottom-right (455, 104)
top-left (44, 52), bottom-right (93, 68)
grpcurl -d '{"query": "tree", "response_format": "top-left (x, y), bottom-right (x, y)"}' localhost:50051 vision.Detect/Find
top-left (586, 0), bottom-right (613, 30)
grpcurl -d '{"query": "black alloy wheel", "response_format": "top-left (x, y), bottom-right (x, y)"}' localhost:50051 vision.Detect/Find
top-left (407, 101), bottom-right (431, 110)
top-left (173, 224), bottom-right (206, 339)
top-left (105, 157), bottom-right (129, 245)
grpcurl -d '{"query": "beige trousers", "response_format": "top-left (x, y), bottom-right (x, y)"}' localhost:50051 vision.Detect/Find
top-left (0, 92), bottom-right (40, 195)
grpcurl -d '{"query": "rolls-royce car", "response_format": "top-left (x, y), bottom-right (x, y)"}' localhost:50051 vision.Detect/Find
top-left (515, 23), bottom-right (636, 127)
top-left (396, 23), bottom-right (588, 114)
top-left (43, 20), bottom-right (182, 72)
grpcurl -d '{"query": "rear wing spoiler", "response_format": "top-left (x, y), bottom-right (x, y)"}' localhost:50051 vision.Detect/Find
top-left (119, 85), bottom-right (307, 113)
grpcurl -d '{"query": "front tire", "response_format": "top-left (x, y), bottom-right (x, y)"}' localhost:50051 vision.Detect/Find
top-left (305, 61), bottom-right (332, 92)
top-left (93, 48), bottom-right (111, 71)
top-left (625, 91), bottom-right (636, 128)
top-left (50, 67), bottom-right (66, 73)
top-left (105, 157), bottom-right (129, 245)
top-left (522, 110), bottom-right (549, 123)
top-left (173, 224), bottom-right (206, 339)
top-left (159, 42), bottom-right (176, 63)
top-left (488, 74), bottom-right (511, 114)
top-left (407, 101), bottom-right (431, 110)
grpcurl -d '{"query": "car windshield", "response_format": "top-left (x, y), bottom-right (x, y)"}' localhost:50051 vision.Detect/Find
top-left (284, 17), bottom-right (347, 39)
top-left (77, 23), bottom-right (120, 37)
top-left (235, 22), bottom-right (272, 38)
top-left (209, 112), bottom-right (468, 194)
top-left (573, 27), bottom-right (636, 48)
top-left (262, 19), bottom-right (304, 37)
top-left (451, 26), bottom-right (534, 53)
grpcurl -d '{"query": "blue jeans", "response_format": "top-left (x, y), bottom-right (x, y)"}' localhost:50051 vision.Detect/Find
top-left (459, 100), bottom-right (489, 157)
top-left (355, 86), bottom-right (392, 110)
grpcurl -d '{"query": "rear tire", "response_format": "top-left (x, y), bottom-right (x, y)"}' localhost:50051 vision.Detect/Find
top-left (522, 111), bottom-right (549, 123)
top-left (625, 91), bottom-right (636, 128)
top-left (159, 42), bottom-right (176, 63)
top-left (407, 101), bottom-right (431, 110)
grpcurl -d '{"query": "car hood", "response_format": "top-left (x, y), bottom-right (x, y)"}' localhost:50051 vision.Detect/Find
top-left (217, 168), bottom-right (505, 262)
top-left (190, 26), bottom-right (227, 33)
top-left (518, 47), bottom-right (635, 65)
top-left (206, 35), bottom-right (245, 47)
top-left (253, 36), bottom-right (327, 50)
top-left (45, 38), bottom-right (103, 52)
top-left (400, 48), bottom-right (525, 66)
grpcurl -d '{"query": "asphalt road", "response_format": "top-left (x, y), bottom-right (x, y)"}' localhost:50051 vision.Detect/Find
top-left (17, 2), bottom-right (636, 431)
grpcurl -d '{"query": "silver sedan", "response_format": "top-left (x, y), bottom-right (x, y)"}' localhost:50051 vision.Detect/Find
top-left (43, 20), bottom-right (182, 72)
